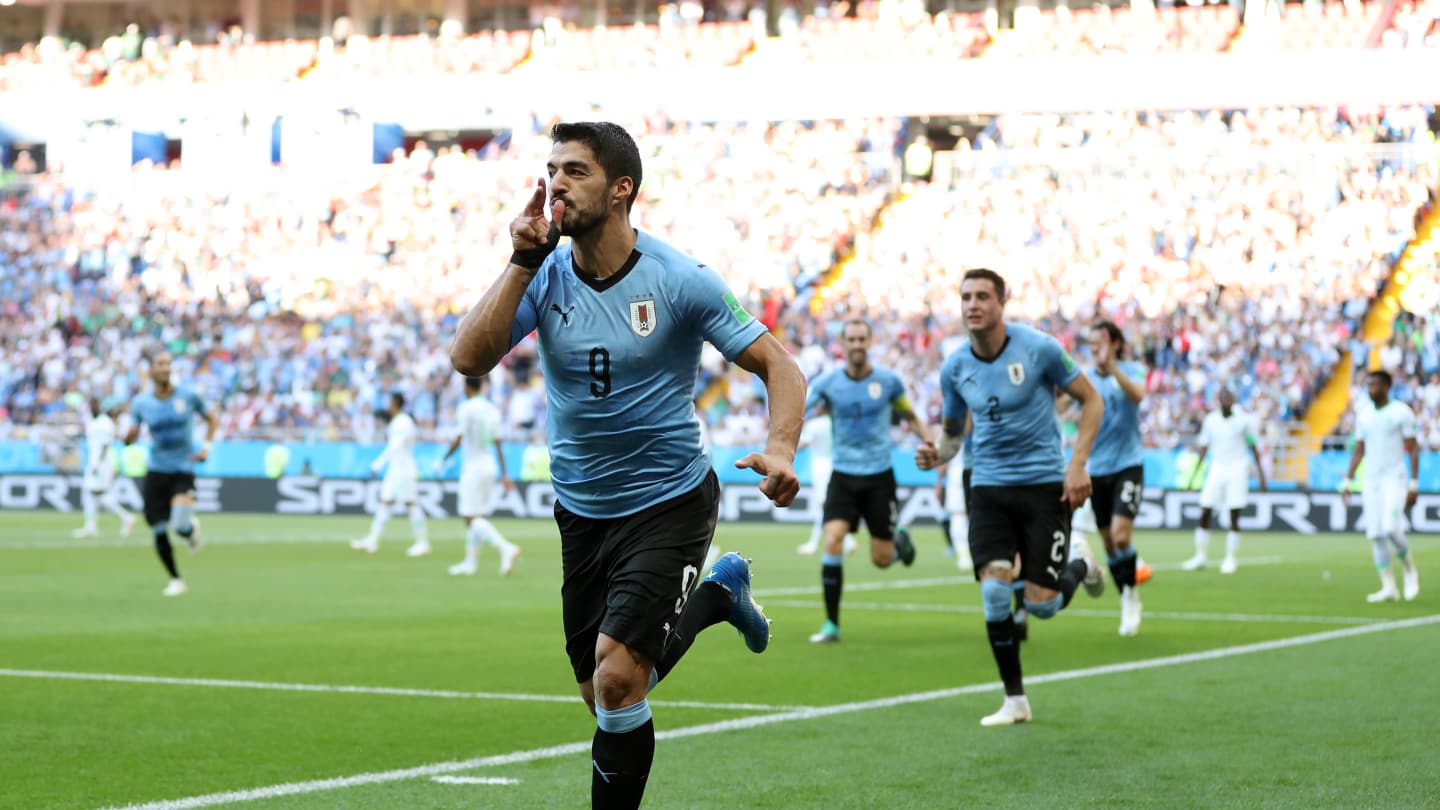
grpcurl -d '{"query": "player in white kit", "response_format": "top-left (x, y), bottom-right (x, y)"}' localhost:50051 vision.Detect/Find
top-left (1183, 389), bottom-right (1266, 574)
top-left (72, 397), bottom-right (136, 539)
top-left (795, 409), bottom-right (857, 556)
top-left (1342, 370), bottom-right (1421, 602)
top-left (438, 376), bottom-right (522, 576)
top-left (351, 392), bottom-right (430, 556)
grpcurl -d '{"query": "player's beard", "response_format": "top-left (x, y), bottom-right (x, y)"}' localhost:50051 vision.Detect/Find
top-left (558, 200), bottom-right (607, 239)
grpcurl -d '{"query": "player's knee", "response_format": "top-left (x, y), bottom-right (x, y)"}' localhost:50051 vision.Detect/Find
top-left (591, 666), bottom-right (645, 711)
top-left (1023, 594), bottom-right (1064, 619)
top-left (1110, 523), bottom-right (1132, 548)
top-left (980, 578), bottom-right (1013, 622)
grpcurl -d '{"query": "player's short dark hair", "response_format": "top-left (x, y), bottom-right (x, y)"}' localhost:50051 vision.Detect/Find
top-left (1369, 369), bottom-right (1394, 387)
top-left (389, 391), bottom-right (406, 409)
top-left (463, 375), bottom-right (485, 391)
top-left (842, 318), bottom-right (871, 337)
top-left (552, 122), bottom-right (642, 210)
top-left (962, 268), bottom-right (1007, 300)
top-left (1093, 320), bottom-right (1126, 357)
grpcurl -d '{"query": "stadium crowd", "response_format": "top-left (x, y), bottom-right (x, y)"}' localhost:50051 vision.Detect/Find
top-left (1, 105), bottom-right (1437, 455)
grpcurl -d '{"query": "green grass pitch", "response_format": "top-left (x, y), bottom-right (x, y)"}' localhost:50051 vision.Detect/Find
top-left (2, 510), bottom-right (1437, 809)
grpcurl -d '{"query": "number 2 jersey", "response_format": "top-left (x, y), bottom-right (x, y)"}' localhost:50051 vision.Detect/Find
top-left (939, 323), bottom-right (1081, 487)
top-left (508, 230), bottom-right (767, 518)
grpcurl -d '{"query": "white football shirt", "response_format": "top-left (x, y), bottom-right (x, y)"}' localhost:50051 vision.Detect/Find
top-left (458, 396), bottom-right (503, 475)
top-left (1355, 400), bottom-right (1416, 481)
top-left (1199, 409), bottom-right (1257, 469)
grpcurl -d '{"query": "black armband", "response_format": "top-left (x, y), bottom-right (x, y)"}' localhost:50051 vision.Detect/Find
top-left (510, 221), bottom-right (562, 270)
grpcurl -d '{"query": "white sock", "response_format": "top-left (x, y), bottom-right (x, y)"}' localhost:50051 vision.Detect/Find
top-left (950, 513), bottom-right (969, 556)
top-left (1225, 531), bottom-right (1240, 558)
top-left (1194, 528), bottom-right (1211, 556)
top-left (368, 506), bottom-right (391, 541)
top-left (81, 490), bottom-right (98, 529)
top-left (1388, 533), bottom-right (1413, 571)
top-left (1378, 567), bottom-right (1398, 592)
top-left (408, 503), bottom-right (428, 543)
top-left (464, 522), bottom-right (482, 563)
top-left (1371, 536), bottom-right (1393, 570)
top-left (101, 491), bottom-right (130, 521)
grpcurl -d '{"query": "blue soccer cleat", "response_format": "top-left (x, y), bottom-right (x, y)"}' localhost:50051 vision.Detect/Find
top-left (704, 552), bottom-right (771, 653)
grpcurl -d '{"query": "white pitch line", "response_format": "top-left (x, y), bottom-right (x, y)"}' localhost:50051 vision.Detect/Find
top-left (0, 669), bottom-right (807, 713)
top-left (101, 613), bottom-right (1440, 810)
top-left (431, 776), bottom-right (519, 785)
top-left (759, 599), bottom-right (1381, 626)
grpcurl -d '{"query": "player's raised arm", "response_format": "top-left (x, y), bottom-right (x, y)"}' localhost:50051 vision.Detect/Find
top-left (732, 333), bottom-right (806, 508)
top-left (451, 179), bottom-right (563, 376)
top-left (1060, 371), bottom-right (1103, 506)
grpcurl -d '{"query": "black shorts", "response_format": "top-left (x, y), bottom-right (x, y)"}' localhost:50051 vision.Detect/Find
top-left (143, 471), bottom-right (195, 527)
top-left (1091, 465), bottom-right (1144, 530)
top-left (557, 470), bottom-right (719, 683)
top-left (962, 468), bottom-right (972, 514)
top-left (822, 469), bottom-right (898, 539)
top-left (968, 482), bottom-right (1072, 590)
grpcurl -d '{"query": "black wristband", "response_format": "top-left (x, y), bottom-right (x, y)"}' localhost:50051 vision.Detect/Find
top-left (510, 221), bottom-right (562, 270)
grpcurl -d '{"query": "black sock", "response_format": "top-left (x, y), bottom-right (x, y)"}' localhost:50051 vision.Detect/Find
top-left (986, 617), bottom-right (1024, 696)
top-left (822, 563), bottom-right (843, 625)
top-left (154, 530), bottom-right (179, 579)
top-left (176, 525), bottom-right (193, 539)
top-left (1059, 558), bottom-right (1087, 608)
top-left (1109, 551), bottom-right (1138, 589)
top-left (592, 719), bottom-right (655, 810)
top-left (654, 582), bottom-right (732, 684)
top-left (940, 517), bottom-right (952, 549)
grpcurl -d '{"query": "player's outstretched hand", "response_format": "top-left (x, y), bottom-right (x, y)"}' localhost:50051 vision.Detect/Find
top-left (1062, 465), bottom-right (1092, 507)
top-left (915, 440), bottom-right (939, 471)
top-left (735, 453), bottom-right (800, 507)
top-left (509, 178), bottom-right (564, 270)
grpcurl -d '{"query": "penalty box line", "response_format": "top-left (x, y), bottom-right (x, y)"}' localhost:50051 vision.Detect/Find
top-left (102, 613), bottom-right (1440, 810)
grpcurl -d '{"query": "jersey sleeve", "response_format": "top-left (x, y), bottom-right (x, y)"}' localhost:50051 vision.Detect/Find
top-left (189, 390), bottom-right (208, 417)
top-left (1197, 416), bottom-right (1212, 448)
top-left (804, 372), bottom-right (827, 413)
top-left (1398, 407), bottom-right (1418, 440)
top-left (681, 264), bottom-right (768, 362)
top-left (887, 371), bottom-right (912, 410)
top-left (1245, 415), bottom-right (1260, 445)
top-left (130, 397), bottom-right (146, 427)
top-left (940, 353), bottom-right (968, 424)
top-left (507, 265), bottom-right (549, 349)
top-left (1039, 334), bottom-right (1082, 389)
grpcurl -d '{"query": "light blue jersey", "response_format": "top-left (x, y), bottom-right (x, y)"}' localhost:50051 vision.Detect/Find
top-left (130, 388), bottom-right (207, 473)
top-left (1088, 361), bottom-right (1145, 476)
top-left (805, 366), bottom-right (908, 476)
top-left (510, 230), bottom-right (766, 518)
top-left (940, 323), bottom-right (1082, 487)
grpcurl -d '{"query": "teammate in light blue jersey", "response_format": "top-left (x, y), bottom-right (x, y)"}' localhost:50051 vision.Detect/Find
top-left (917, 268), bottom-right (1105, 727)
top-left (450, 121), bottom-right (806, 810)
top-left (803, 318), bottom-right (932, 643)
top-left (124, 352), bottom-right (217, 597)
top-left (1086, 321), bottom-right (1150, 636)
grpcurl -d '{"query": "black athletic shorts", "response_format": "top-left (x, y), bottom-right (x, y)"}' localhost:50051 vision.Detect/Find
top-left (557, 470), bottom-right (719, 683)
top-left (142, 471), bottom-right (195, 527)
top-left (822, 469), bottom-right (898, 539)
top-left (962, 468), bottom-right (972, 514)
top-left (1091, 465), bottom-right (1144, 530)
top-left (968, 482), bottom-right (1072, 590)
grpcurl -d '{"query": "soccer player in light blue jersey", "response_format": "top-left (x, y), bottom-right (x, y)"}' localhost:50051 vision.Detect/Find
top-left (917, 268), bottom-right (1105, 727)
top-left (1086, 321), bottom-right (1150, 636)
top-left (124, 352), bottom-right (217, 597)
top-left (803, 319), bottom-right (932, 643)
top-left (450, 122), bottom-right (806, 810)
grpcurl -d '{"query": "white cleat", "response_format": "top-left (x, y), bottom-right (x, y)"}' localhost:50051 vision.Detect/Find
top-left (1402, 567), bottom-right (1419, 602)
top-left (842, 535), bottom-right (859, 555)
top-left (350, 539), bottom-right (378, 554)
top-left (1180, 553), bottom-right (1207, 571)
top-left (1119, 585), bottom-right (1142, 637)
top-left (448, 560), bottom-right (478, 576)
top-left (1219, 556), bottom-right (1238, 575)
top-left (499, 546), bottom-right (522, 576)
top-left (405, 541), bottom-right (433, 558)
top-left (796, 541), bottom-right (819, 555)
top-left (980, 695), bottom-right (1032, 727)
top-left (120, 514), bottom-right (137, 539)
top-left (1366, 587), bottom-right (1400, 603)
top-left (162, 578), bottom-right (188, 597)
top-left (72, 526), bottom-right (98, 539)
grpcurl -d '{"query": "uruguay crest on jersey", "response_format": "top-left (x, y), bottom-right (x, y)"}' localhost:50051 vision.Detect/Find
top-left (1008, 363), bottom-right (1025, 386)
top-left (629, 298), bottom-right (657, 337)
top-left (868, 382), bottom-right (882, 399)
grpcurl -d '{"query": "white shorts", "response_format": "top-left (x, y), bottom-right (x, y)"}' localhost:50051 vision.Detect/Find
top-left (1072, 497), bottom-right (1097, 533)
top-left (944, 462), bottom-right (967, 515)
top-left (380, 468), bottom-right (418, 504)
top-left (1200, 467), bottom-right (1249, 511)
top-left (1362, 474), bottom-right (1409, 539)
top-left (458, 467), bottom-right (498, 517)
top-left (83, 463), bottom-right (116, 493)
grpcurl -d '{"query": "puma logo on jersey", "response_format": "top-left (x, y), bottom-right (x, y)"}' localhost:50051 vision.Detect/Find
top-left (550, 304), bottom-right (574, 325)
